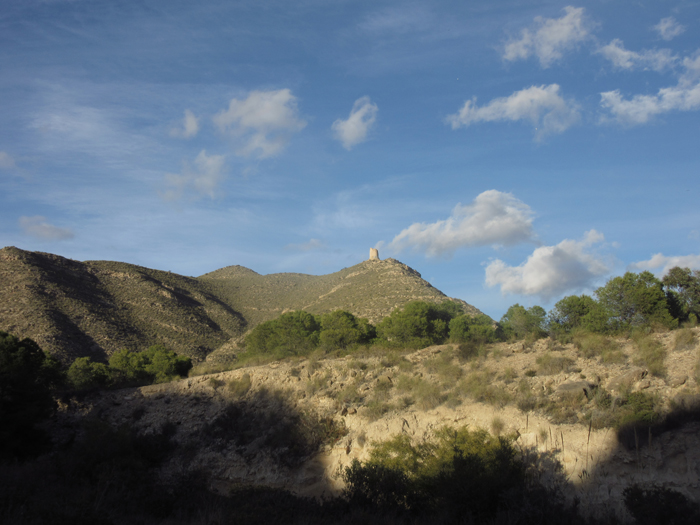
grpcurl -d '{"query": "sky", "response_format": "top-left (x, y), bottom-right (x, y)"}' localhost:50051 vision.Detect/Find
top-left (2, 0), bottom-right (700, 320)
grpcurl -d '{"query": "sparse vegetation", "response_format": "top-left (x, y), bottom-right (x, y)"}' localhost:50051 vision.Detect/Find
top-left (673, 328), bottom-right (697, 351)
top-left (536, 352), bottom-right (574, 375)
top-left (227, 372), bottom-right (252, 397)
top-left (633, 334), bottom-right (667, 377)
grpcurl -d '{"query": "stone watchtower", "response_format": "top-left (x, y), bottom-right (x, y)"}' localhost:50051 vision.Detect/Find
top-left (369, 248), bottom-right (380, 260)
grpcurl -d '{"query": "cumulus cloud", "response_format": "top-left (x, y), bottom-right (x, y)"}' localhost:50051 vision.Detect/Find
top-left (654, 17), bottom-right (685, 41)
top-left (446, 84), bottom-right (580, 139)
top-left (284, 239), bottom-right (325, 252)
top-left (600, 51), bottom-right (700, 125)
top-left (19, 216), bottom-right (74, 240)
top-left (597, 39), bottom-right (677, 72)
top-left (629, 253), bottom-right (700, 276)
top-left (485, 230), bottom-right (610, 301)
top-left (0, 151), bottom-right (16, 170)
top-left (332, 96), bottom-right (378, 150)
top-left (170, 109), bottom-right (199, 138)
top-left (213, 89), bottom-right (306, 159)
top-left (389, 190), bottom-right (536, 257)
top-left (162, 150), bottom-right (226, 200)
top-left (503, 6), bottom-right (592, 68)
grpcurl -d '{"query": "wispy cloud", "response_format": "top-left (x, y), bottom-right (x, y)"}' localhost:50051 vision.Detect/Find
top-left (597, 39), bottom-right (678, 72)
top-left (213, 89), bottom-right (306, 159)
top-left (0, 151), bottom-right (16, 170)
top-left (389, 190), bottom-right (536, 257)
top-left (284, 238), bottom-right (325, 252)
top-left (170, 109), bottom-right (199, 138)
top-left (332, 96), bottom-right (378, 150)
top-left (446, 84), bottom-right (580, 139)
top-left (654, 16), bottom-right (685, 41)
top-left (19, 215), bottom-right (75, 240)
top-left (629, 253), bottom-right (700, 275)
top-left (503, 6), bottom-right (592, 68)
top-left (485, 230), bottom-right (610, 301)
top-left (162, 150), bottom-right (226, 200)
top-left (599, 52), bottom-right (700, 125)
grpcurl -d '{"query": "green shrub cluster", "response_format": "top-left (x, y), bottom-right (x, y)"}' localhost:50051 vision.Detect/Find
top-left (342, 426), bottom-right (527, 521)
top-left (66, 345), bottom-right (192, 390)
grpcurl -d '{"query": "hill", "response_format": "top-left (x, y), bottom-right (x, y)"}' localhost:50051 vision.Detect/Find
top-left (0, 247), bottom-right (483, 363)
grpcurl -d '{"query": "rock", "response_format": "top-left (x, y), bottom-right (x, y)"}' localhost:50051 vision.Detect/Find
top-left (607, 368), bottom-right (647, 393)
top-left (556, 381), bottom-right (595, 398)
top-left (633, 379), bottom-right (651, 391)
top-left (669, 375), bottom-right (688, 388)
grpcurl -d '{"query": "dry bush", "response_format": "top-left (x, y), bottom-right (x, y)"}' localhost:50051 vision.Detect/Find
top-left (227, 372), bottom-right (251, 397)
top-left (395, 374), bottom-right (446, 410)
top-left (574, 333), bottom-right (626, 364)
top-left (633, 335), bottom-right (667, 377)
top-left (458, 370), bottom-right (511, 407)
top-left (536, 353), bottom-right (574, 375)
top-left (673, 328), bottom-right (697, 352)
top-left (424, 351), bottom-right (463, 384)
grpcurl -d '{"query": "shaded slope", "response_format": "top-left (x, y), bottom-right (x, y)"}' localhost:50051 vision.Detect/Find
top-left (198, 257), bottom-right (483, 327)
top-left (0, 247), bottom-right (245, 363)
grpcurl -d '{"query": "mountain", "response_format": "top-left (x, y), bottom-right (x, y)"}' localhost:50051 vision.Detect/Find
top-left (0, 246), bottom-right (484, 363)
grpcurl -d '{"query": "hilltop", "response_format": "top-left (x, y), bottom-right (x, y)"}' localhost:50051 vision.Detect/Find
top-left (0, 247), bottom-right (482, 363)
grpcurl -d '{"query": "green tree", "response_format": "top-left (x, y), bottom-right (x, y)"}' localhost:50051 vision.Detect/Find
top-left (377, 301), bottom-right (456, 349)
top-left (244, 311), bottom-right (321, 357)
top-left (318, 310), bottom-right (376, 351)
top-left (67, 357), bottom-right (111, 390)
top-left (109, 345), bottom-right (192, 384)
top-left (0, 331), bottom-right (62, 461)
top-left (449, 314), bottom-right (497, 344)
top-left (499, 304), bottom-right (547, 340)
top-left (662, 267), bottom-right (700, 322)
top-left (595, 271), bottom-right (676, 330)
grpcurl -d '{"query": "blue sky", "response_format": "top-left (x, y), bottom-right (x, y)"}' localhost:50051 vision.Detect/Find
top-left (2, 0), bottom-right (700, 320)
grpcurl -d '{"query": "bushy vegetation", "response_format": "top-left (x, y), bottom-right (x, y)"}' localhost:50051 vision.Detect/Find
top-left (66, 345), bottom-right (192, 390)
top-left (0, 331), bottom-right (62, 462)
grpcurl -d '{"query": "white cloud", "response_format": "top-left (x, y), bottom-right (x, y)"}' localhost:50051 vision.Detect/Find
top-left (654, 17), bottom-right (685, 41)
top-left (213, 89), bottom-right (306, 159)
top-left (503, 6), bottom-right (592, 68)
top-left (0, 151), bottom-right (16, 169)
top-left (485, 230), bottom-right (610, 301)
top-left (332, 96), bottom-right (378, 150)
top-left (284, 239), bottom-right (325, 252)
top-left (600, 51), bottom-right (700, 125)
top-left (170, 109), bottom-right (199, 138)
top-left (629, 253), bottom-right (700, 276)
top-left (162, 150), bottom-right (226, 200)
top-left (19, 216), bottom-right (75, 240)
top-left (389, 190), bottom-right (536, 257)
top-left (446, 84), bottom-right (580, 139)
top-left (597, 39), bottom-right (677, 72)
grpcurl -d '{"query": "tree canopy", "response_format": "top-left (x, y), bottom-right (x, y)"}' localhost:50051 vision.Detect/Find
top-left (0, 331), bottom-right (62, 461)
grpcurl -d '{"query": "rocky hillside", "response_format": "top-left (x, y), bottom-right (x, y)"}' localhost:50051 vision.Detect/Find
top-left (0, 247), bottom-right (482, 363)
top-left (54, 328), bottom-right (700, 521)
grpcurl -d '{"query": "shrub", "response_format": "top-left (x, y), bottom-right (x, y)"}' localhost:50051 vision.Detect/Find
top-left (227, 373), bottom-right (252, 397)
top-left (633, 335), bottom-right (667, 377)
top-left (673, 328), bottom-right (697, 352)
top-left (624, 484), bottom-right (700, 525)
top-left (536, 353), bottom-right (574, 375)
top-left (458, 370), bottom-right (511, 406)
top-left (342, 426), bottom-right (525, 521)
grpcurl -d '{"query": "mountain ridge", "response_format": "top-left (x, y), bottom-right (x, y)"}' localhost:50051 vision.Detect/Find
top-left (0, 246), bottom-right (484, 363)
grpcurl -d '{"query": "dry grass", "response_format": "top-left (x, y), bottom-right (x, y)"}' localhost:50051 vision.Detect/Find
top-left (633, 335), bottom-right (667, 377)
top-left (226, 372), bottom-right (251, 397)
top-left (673, 328), bottom-right (697, 352)
top-left (536, 353), bottom-right (574, 375)
top-left (574, 333), bottom-right (626, 364)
